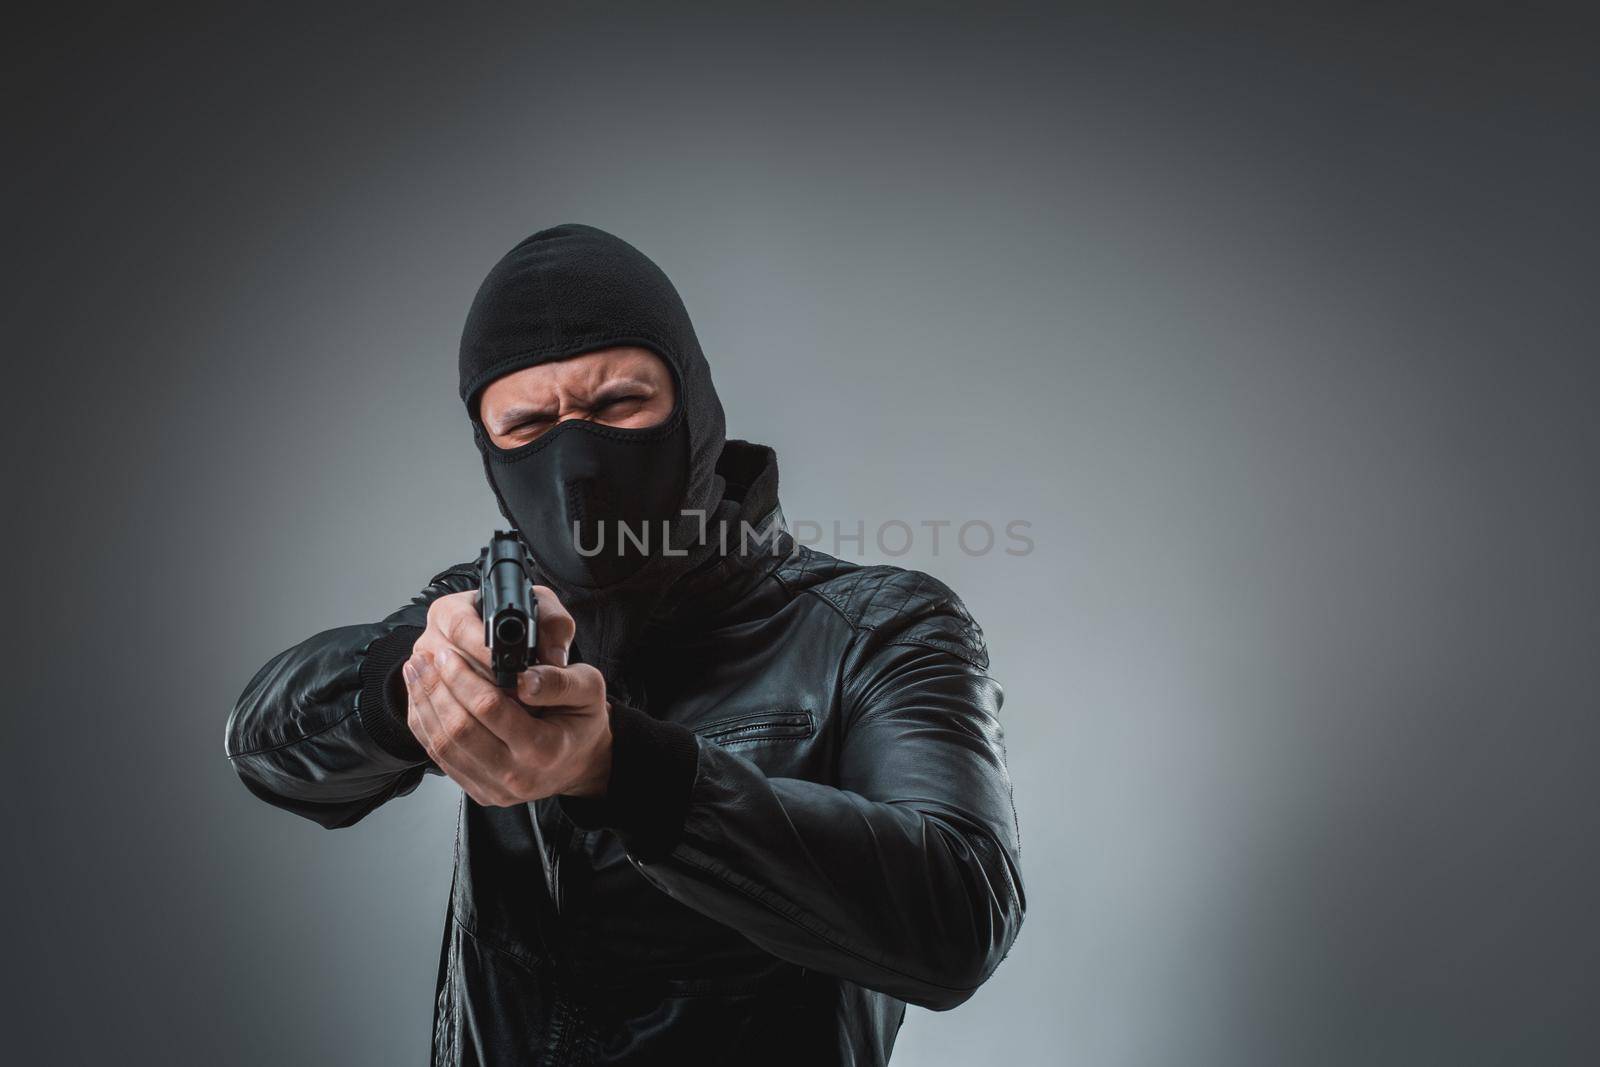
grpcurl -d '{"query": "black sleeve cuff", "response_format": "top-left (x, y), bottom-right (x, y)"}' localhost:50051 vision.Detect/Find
top-left (356, 624), bottom-right (429, 763)
top-left (560, 703), bottom-right (700, 862)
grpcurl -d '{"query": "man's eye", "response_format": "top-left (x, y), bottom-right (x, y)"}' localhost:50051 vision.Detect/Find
top-left (599, 395), bottom-right (644, 409)
top-left (509, 419), bottom-right (551, 433)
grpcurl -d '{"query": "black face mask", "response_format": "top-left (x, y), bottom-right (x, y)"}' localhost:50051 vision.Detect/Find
top-left (479, 398), bottom-right (690, 590)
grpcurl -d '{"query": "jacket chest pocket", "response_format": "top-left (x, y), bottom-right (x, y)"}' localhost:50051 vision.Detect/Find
top-left (693, 709), bottom-right (814, 747)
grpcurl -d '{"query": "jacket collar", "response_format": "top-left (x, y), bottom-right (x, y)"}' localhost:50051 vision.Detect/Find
top-left (650, 439), bottom-right (794, 626)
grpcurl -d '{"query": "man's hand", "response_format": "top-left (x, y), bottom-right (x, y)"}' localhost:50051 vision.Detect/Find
top-left (399, 587), bottom-right (612, 806)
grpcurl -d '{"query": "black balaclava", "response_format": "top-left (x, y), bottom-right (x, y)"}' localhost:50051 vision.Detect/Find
top-left (459, 224), bottom-right (728, 694)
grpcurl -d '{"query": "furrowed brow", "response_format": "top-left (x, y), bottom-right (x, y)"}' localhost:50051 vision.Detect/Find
top-left (492, 403), bottom-right (558, 432)
top-left (592, 377), bottom-right (652, 400)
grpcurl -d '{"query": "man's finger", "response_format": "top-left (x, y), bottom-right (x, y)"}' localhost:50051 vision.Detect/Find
top-left (409, 652), bottom-right (511, 778)
top-left (403, 658), bottom-right (445, 756)
top-left (407, 664), bottom-right (525, 807)
top-left (404, 658), bottom-right (497, 801)
top-left (439, 602), bottom-right (495, 674)
top-left (517, 662), bottom-right (605, 709)
top-left (532, 585), bottom-right (576, 667)
top-left (433, 647), bottom-right (551, 750)
top-left (416, 630), bottom-right (494, 689)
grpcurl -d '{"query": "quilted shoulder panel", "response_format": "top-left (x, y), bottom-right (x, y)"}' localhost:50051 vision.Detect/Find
top-left (775, 547), bottom-right (988, 669)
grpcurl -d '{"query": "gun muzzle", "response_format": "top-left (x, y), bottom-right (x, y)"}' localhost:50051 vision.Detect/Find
top-left (479, 531), bottom-right (537, 689)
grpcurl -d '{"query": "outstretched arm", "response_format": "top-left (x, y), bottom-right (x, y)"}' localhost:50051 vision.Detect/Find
top-left (224, 563), bottom-right (478, 828)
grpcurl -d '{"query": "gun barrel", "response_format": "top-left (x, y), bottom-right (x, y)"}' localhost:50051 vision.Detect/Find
top-left (493, 614), bottom-right (527, 646)
top-left (479, 532), bottom-right (537, 689)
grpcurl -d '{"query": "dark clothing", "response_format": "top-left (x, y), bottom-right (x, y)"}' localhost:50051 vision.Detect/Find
top-left (226, 443), bottom-right (1025, 1065)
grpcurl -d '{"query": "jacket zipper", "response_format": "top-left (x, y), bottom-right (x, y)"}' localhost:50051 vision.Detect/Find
top-left (696, 710), bottom-right (813, 745)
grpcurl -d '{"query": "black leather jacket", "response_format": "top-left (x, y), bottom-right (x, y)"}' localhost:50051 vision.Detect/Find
top-left (227, 446), bottom-right (1025, 1065)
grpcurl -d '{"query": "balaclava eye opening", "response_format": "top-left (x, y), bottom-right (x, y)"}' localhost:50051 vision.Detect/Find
top-left (459, 224), bottom-right (728, 693)
top-left (470, 351), bottom-right (691, 590)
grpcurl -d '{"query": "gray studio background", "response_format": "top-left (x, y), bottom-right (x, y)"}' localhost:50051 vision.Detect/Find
top-left (5, 4), bottom-right (1597, 1065)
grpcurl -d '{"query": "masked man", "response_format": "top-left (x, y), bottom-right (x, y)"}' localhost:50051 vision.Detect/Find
top-left (227, 224), bottom-right (1025, 1066)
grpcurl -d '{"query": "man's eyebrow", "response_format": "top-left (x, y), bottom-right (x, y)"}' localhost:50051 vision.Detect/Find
top-left (491, 403), bottom-right (558, 431)
top-left (593, 377), bottom-right (653, 398)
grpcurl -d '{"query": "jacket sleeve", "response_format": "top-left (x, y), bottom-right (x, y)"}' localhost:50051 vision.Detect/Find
top-left (225, 563), bottom-right (480, 828)
top-left (563, 598), bottom-right (1026, 1011)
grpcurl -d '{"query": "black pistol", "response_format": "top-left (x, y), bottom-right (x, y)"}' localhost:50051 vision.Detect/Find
top-left (478, 531), bottom-right (537, 689)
